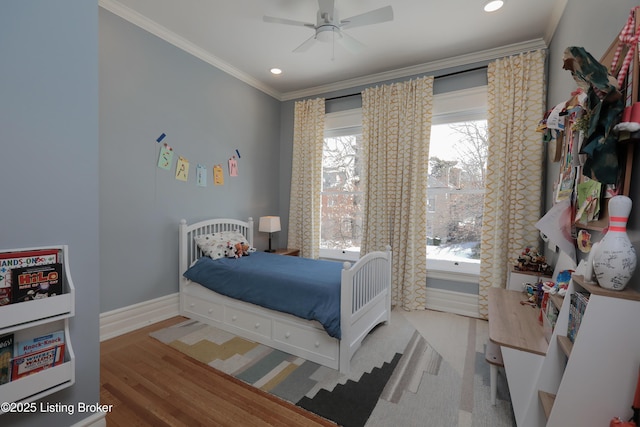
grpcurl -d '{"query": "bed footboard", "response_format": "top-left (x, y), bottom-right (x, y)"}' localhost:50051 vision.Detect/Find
top-left (339, 246), bottom-right (392, 373)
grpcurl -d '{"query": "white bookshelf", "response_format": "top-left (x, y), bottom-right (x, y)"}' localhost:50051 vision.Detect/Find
top-left (0, 245), bottom-right (75, 411)
top-left (521, 275), bottom-right (640, 426)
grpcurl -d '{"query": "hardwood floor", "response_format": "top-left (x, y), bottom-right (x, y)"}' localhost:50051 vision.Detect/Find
top-left (100, 317), bottom-right (336, 427)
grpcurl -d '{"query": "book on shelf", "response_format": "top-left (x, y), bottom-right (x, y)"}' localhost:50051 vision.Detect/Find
top-left (568, 290), bottom-right (590, 342)
top-left (0, 249), bottom-right (60, 306)
top-left (12, 331), bottom-right (65, 380)
top-left (0, 333), bottom-right (13, 385)
top-left (10, 263), bottom-right (63, 303)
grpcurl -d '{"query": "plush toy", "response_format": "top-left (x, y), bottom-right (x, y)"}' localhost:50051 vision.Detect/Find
top-left (225, 241), bottom-right (237, 258)
top-left (234, 242), bottom-right (244, 258)
top-left (240, 243), bottom-right (251, 256)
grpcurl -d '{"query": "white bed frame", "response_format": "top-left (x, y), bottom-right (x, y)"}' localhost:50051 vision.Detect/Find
top-left (179, 217), bottom-right (391, 373)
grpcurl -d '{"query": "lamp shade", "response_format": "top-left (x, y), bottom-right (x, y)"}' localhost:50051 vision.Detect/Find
top-left (259, 216), bottom-right (281, 233)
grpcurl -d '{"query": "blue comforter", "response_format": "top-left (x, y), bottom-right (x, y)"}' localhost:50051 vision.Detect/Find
top-left (183, 252), bottom-right (343, 338)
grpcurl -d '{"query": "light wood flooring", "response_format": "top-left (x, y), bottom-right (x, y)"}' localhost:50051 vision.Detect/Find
top-left (100, 316), bottom-right (336, 427)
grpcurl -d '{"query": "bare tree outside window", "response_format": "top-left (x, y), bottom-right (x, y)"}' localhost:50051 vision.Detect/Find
top-left (428, 120), bottom-right (488, 262)
top-left (320, 134), bottom-right (363, 252)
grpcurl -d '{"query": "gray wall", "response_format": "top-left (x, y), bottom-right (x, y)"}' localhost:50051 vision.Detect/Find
top-left (99, 10), bottom-right (282, 311)
top-left (0, 2), bottom-right (100, 426)
top-left (546, 0), bottom-right (640, 291)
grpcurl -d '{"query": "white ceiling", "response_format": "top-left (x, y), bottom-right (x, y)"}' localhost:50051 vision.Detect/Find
top-left (100, 0), bottom-right (567, 100)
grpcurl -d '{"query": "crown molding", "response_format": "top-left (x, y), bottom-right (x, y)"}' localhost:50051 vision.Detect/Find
top-left (99, 0), bottom-right (550, 103)
top-left (545, 0), bottom-right (568, 45)
top-left (98, 0), bottom-right (281, 100)
top-left (280, 38), bottom-right (547, 101)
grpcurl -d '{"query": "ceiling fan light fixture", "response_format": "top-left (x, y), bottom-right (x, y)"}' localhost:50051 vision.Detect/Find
top-left (316, 25), bottom-right (340, 43)
top-left (270, 68), bottom-right (282, 75)
top-left (483, 0), bottom-right (505, 12)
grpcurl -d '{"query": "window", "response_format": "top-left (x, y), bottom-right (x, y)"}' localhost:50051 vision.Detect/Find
top-left (427, 86), bottom-right (487, 277)
top-left (319, 86), bottom-right (487, 273)
top-left (320, 110), bottom-right (363, 260)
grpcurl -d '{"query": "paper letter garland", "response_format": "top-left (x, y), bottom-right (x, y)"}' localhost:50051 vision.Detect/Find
top-left (175, 156), bottom-right (189, 182)
top-left (158, 143), bottom-right (174, 170)
top-left (155, 133), bottom-right (242, 188)
top-left (228, 156), bottom-right (238, 177)
top-left (213, 165), bottom-right (224, 185)
top-left (196, 164), bottom-right (207, 187)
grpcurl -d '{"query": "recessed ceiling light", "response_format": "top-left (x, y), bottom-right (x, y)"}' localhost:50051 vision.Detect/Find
top-left (484, 0), bottom-right (504, 12)
top-left (270, 68), bottom-right (282, 75)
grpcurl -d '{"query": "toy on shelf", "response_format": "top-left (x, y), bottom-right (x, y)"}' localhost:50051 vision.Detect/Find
top-left (514, 247), bottom-right (554, 276)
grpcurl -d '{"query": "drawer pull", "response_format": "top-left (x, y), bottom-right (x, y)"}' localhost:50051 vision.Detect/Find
top-left (255, 322), bottom-right (261, 329)
top-left (314, 341), bottom-right (320, 348)
top-left (232, 315), bottom-right (237, 321)
top-left (208, 308), bottom-right (213, 314)
top-left (189, 303), bottom-right (195, 308)
top-left (285, 332), bottom-right (291, 339)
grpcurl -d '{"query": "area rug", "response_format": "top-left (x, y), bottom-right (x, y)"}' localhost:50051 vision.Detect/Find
top-left (150, 310), bottom-right (515, 427)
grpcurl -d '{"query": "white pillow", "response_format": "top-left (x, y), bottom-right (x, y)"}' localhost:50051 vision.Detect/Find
top-left (194, 231), bottom-right (250, 260)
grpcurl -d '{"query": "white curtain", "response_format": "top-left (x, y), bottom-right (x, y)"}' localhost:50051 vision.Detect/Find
top-left (361, 76), bottom-right (433, 310)
top-left (287, 98), bottom-right (325, 259)
top-left (478, 49), bottom-right (547, 319)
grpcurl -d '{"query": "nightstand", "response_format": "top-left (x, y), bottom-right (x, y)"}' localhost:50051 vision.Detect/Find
top-left (272, 248), bottom-right (300, 257)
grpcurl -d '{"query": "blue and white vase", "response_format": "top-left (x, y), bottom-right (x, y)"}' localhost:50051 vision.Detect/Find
top-left (592, 195), bottom-right (637, 291)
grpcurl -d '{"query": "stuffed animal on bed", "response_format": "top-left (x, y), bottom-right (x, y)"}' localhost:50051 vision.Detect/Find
top-left (226, 241), bottom-right (251, 258)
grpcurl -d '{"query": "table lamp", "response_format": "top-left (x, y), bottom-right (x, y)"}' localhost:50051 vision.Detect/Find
top-left (259, 216), bottom-right (281, 253)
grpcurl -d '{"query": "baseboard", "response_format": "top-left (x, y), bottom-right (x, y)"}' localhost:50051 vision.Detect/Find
top-left (70, 412), bottom-right (106, 427)
top-left (100, 293), bottom-right (179, 341)
top-left (99, 289), bottom-right (478, 340)
top-left (425, 287), bottom-right (480, 318)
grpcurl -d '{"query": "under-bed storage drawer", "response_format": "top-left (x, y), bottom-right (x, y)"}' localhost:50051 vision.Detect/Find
top-left (183, 294), bottom-right (224, 323)
top-left (224, 307), bottom-right (272, 339)
top-left (273, 320), bottom-right (338, 360)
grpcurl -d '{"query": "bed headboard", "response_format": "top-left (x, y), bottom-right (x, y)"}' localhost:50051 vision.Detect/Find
top-left (179, 217), bottom-right (254, 278)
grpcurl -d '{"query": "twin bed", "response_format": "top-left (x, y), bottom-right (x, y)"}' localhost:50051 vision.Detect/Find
top-left (178, 217), bottom-right (392, 373)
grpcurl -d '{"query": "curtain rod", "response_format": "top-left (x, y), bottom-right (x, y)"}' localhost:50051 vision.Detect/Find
top-left (325, 65), bottom-right (488, 101)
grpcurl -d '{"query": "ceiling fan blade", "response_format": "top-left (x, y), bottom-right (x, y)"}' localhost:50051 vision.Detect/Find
top-left (293, 34), bottom-right (318, 53)
top-left (340, 5), bottom-right (393, 30)
top-left (263, 15), bottom-right (315, 28)
top-left (337, 30), bottom-right (365, 54)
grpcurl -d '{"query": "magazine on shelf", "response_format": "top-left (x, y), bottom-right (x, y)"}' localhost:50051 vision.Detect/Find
top-left (568, 291), bottom-right (590, 342)
top-left (11, 263), bottom-right (63, 303)
top-left (15, 330), bottom-right (65, 356)
top-left (11, 345), bottom-right (64, 380)
top-left (0, 249), bottom-right (59, 306)
top-left (0, 333), bottom-right (13, 385)
top-left (11, 331), bottom-right (65, 380)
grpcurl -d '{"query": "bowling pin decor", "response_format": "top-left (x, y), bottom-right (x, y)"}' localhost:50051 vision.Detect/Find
top-left (592, 195), bottom-right (637, 291)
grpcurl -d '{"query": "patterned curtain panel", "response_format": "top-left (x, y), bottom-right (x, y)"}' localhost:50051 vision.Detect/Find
top-left (478, 49), bottom-right (547, 319)
top-left (287, 98), bottom-right (325, 259)
top-left (361, 76), bottom-right (433, 311)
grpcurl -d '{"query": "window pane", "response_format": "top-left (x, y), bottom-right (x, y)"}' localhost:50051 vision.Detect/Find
top-left (428, 120), bottom-right (487, 263)
top-left (321, 134), bottom-right (363, 252)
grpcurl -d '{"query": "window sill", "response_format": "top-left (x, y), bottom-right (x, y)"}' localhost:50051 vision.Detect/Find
top-left (427, 258), bottom-right (480, 283)
top-left (319, 248), bottom-right (360, 263)
top-left (426, 269), bottom-right (479, 283)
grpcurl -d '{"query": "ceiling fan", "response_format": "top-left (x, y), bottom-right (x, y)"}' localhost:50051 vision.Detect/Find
top-left (263, 0), bottom-right (393, 54)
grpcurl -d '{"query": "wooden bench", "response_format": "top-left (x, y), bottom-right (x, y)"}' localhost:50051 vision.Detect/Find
top-left (485, 339), bottom-right (504, 405)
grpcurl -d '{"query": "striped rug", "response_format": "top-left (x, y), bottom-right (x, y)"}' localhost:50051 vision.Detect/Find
top-left (150, 310), bottom-right (514, 427)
